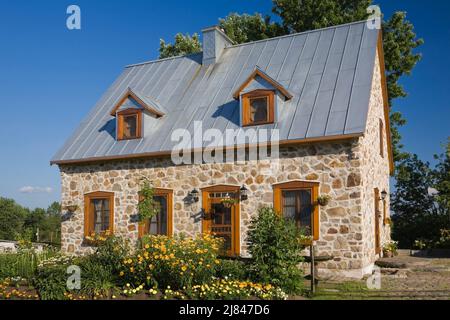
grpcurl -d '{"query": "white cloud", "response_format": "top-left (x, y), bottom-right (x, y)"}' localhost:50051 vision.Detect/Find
top-left (19, 186), bottom-right (53, 194)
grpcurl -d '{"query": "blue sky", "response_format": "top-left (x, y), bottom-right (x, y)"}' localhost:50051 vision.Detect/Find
top-left (0, 0), bottom-right (448, 209)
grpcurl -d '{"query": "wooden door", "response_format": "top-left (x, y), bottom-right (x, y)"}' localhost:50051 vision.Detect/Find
top-left (202, 186), bottom-right (240, 257)
top-left (374, 188), bottom-right (381, 254)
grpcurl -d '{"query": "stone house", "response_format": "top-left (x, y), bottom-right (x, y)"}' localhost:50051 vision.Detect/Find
top-left (51, 21), bottom-right (393, 279)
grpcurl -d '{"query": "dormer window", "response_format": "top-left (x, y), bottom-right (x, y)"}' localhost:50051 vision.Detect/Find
top-left (242, 90), bottom-right (274, 126)
top-left (117, 109), bottom-right (142, 140)
top-left (110, 88), bottom-right (167, 142)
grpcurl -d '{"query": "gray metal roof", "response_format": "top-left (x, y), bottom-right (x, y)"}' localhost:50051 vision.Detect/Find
top-left (52, 21), bottom-right (380, 164)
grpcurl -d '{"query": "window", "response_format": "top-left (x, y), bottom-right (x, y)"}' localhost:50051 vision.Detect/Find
top-left (273, 181), bottom-right (319, 240)
top-left (138, 189), bottom-right (173, 237)
top-left (117, 109), bottom-right (142, 140)
top-left (242, 90), bottom-right (274, 126)
top-left (84, 192), bottom-right (114, 237)
top-left (379, 119), bottom-right (384, 158)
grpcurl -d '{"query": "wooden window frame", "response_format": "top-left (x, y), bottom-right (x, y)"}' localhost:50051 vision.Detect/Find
top-left (273, 181), bottom-right (319, 240)
top-left (138, 188), bottom-right (173, 238)
top-left (117, 108), bottom-right (142, 141)
top-left (84, 191), bottom-right (115, 237)
top-left (242, 90), bottom-right (275, 127)
top-left (379, 118), bottom-right (384, 158)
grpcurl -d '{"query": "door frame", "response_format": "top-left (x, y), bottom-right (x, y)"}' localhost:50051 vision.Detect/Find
top-left (374, 188), bottom-right (381, 255)
top-left (201, 185), bottom-right (240, 256)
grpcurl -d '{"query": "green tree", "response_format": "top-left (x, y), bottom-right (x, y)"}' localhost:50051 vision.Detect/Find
top-left (383, 12), bottom-right (424, 161)
top-left (272, 0), bottom-right (370, 33)
top-left (433, 139), bottom-right (450, 216)
top-left (218, 13), bottom-right (284, 44)
top-left (0, 197), bottom-right (28, 240)
top-left (159, 33), bottom-right (201, 59)
top-left (391, 152), bottom-right (450, 248)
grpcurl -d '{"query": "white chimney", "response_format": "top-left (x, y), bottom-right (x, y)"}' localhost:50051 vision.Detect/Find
top-left (202, 26), bottom-right (234, 66)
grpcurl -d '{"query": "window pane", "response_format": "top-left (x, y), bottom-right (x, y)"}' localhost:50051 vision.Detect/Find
top-left (282, 191), bottom-right (296, 220)
top-left (93, 199), bottom-right (109, 233)
top-left (148, 195), bottom-right (167, 235)
top-left (250, 97), bottom-right (268, 123)
top-left (299, 190), bottom-right (312, 235)
top-left (123, 115), bottom-right (137, 138)
top-left (281, 189), bottom-right (313, 234)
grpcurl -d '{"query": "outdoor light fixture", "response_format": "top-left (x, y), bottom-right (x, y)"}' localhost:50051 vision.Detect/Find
top-left (190, 189), bottom-right (199, 203)
top-left (380, 190), bottom-right (388, 201)
top-left (240, 185), bottom-right (249, 201)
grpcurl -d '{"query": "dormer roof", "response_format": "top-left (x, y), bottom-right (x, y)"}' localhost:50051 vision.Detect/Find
top-left (233, 66), bottom-right (293, 100)
top-left (110, 87), bottom-right (166, 117)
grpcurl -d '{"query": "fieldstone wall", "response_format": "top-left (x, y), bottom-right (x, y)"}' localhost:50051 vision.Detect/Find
top-left (360, 49), bottom-right (392, 267)
top-left (59, 140), bottom-right (367, 267)
top-left (58, 50), bottom-right (391, 279)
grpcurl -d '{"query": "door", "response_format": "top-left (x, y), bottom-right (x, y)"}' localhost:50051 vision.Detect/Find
top-left (202, 186), bottom-right (240, 257)
top-left (374, 188), bottom-right (381, 254)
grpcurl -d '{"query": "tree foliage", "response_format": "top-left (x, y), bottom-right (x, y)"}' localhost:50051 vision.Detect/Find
top-left (0, 199), bottom-right (61, 243)
top-left (272, 0), bottom-right (370, 33)
top-left (391, 143), bottom-right (450, 248)
top-left (0, 197), bottom-right (28, 240)
top-left (159, 33), bottom-right (201, 59)
top-left (218, 13), bottom-right (284, 44)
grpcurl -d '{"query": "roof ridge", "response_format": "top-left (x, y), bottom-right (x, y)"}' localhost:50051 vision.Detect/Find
top-left (125, 52), bottom-right (202, 69)
top-left (227, 20), bottom-right (369, 49)
top-left (125, 20), bottom-right (369, 69)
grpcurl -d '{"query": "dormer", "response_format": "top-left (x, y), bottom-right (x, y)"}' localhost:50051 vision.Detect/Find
top-left (110, 88), bottom-right (166, 141)
top-left (233, 67), bottom-right (292, 127)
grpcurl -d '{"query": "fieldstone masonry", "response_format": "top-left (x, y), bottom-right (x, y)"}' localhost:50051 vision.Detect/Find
top-left (58, 49), bottom-right (391, 279)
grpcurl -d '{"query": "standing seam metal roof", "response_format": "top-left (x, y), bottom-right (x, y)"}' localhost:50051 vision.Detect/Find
top-left (52, 20), bottom-right (380, 164)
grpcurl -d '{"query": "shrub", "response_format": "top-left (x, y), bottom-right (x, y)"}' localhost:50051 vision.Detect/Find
top-left (33, 255), bottom-right (73, 300)
top-left (215, 259), bottom-right (248, 280)
top-left (247, 207), bottom-right (304, 294)
top-left (120, 234), bottom-right (222, 290)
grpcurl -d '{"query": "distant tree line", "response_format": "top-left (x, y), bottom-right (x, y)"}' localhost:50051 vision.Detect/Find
top-left (0, 199), bottom-right (61, 245)
top-left (391, 140), bottom-right (450, 248)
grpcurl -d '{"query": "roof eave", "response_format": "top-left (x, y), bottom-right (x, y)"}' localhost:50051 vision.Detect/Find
top-left (50, 133), bottom-right (362, 166)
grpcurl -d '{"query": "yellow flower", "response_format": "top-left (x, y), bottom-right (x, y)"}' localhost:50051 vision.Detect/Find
top-left (119, 271), bottom-right (124, 277)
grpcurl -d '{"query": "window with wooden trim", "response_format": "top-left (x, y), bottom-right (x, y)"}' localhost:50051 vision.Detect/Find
top-left (379, 119), bottom-right (384, 158)
top-left (273, 181), bottom-right (319, 240)
top-left (242, 90), bottom-right (275, 126)
top-left (117, 109), bottom-right (142, 140)
top-left (138, 189), bottom-right (173, 237)
top-left (84, 192), bottom-right (114, 237)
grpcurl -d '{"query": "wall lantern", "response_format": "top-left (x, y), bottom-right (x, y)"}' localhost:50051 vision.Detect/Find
top-left (380, 190), bottom-right (388, 201)
top-left (240, 185), bottom-right (249, 201)
top-left (190, 189), bottom-right (200, 203)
